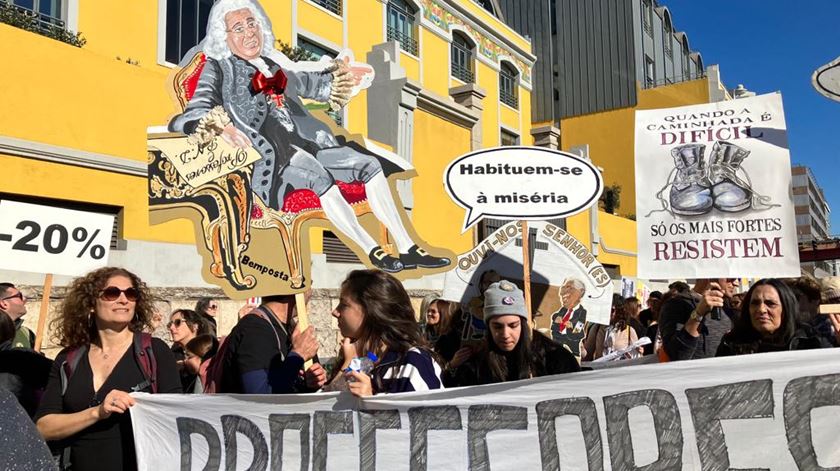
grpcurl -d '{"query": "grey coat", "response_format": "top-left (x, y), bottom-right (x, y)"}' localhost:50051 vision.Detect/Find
top-left (169, 55), bottom-right (339, 206)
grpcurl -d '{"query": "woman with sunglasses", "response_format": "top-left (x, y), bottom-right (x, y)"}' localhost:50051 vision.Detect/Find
top-left (194, 297), bottom-right (219, 336)
top-left (168, 309), bottom-right (210, 391)
top-left (35, 267), bottom-right (181, 471)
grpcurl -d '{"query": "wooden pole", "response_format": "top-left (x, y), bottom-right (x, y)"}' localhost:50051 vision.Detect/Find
top-left (520, 221), bottom-right (533, 327)
top-left (294, 291), bottom-right (313, 369)
top-left (34, 273), bottom-right (53, 353)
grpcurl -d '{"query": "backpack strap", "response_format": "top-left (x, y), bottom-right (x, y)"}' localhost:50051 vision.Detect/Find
top-left (59, 345), bottom-right (88, 397)
top-left (253, 306), bottom-right (286, 358)
top-left (131, 332), bottom-right (158, 393)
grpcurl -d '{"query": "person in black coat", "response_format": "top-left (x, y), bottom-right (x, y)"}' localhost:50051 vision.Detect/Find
top-left (443, 280), bottom-right (579, 387)
top-left (717, 278), bottom-right (831, 356)
top-left (0, 310), bottom-right (52, 418)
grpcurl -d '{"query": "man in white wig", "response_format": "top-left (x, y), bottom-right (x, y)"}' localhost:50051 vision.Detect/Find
top-left (170, 0), bottom-right (448, 272)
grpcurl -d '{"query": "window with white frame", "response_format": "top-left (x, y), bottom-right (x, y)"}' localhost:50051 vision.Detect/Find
top-left (165, 0), bottom-right (213, 64)
top-left (451, 32), bottom-right (475, 83)
top-left (499, 61), bottom-right (518, 108)
top-left (4, 0), bottom-right (68, 32)
top-left (310, 0), bottom-right (341, 15)
top-left (298, 36), bottom-right (344, 126)
top-left (386, 0), bottom-right (418, 55)
top-left (642, 0), bottom-right (653, 35)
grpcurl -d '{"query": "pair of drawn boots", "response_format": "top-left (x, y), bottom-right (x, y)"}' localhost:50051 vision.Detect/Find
top-left (668, 142), bottom-right (751, 216)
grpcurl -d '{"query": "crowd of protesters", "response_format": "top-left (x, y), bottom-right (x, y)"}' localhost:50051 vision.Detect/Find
top-left (2, 267), bottom-right (840, 470)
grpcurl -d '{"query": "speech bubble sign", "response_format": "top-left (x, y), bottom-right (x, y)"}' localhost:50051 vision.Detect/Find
top-left (444, 146), bottom-right (603, 232)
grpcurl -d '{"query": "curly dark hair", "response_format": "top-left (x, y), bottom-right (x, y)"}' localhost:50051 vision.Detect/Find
top-left (51, 267), bottom-right (155, 348)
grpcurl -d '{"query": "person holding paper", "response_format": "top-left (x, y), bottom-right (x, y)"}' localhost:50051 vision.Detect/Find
top-left (35, 267), bottom-right (181, 471)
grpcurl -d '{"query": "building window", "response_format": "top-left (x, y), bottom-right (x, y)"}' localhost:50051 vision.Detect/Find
top-left (499, 61), bottom-right (519, 108)
top-left (500, 129), bottom-right (519, 146)
top-left (310, 0), bottom-right (341, 15)
top-left (642, 0), bottom-right (653, 36)
top-left (165, 0), bottom-right (213, 64)
top-left (682, 49), bottom-right (690, 78)
top-left (2, 0), bottom-right (83, 46)
top-left (387, 0), bottom-right (418, 56)
top-left (451, 32), bottom-right (475, 83)
top-left (298, 37), bottom-right (344, 126)
top-left (645, 55), bottom-right (656, 88)
top-left (663, 21), bottom-right (673, 58)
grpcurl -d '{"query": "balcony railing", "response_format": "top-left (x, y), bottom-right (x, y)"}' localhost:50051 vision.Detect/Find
top-left (387, 25), bottom-right (418, 56)
top-left (500, 88), bottom-right (518, 108)
top-left (310, 0), bottom-right (341, 15)
top-left (0, 1), bottom-right (85, 47)
top-left (643, 70), bottom-right (706, 89)
top-left (451, 62), bottom-right (474, 83)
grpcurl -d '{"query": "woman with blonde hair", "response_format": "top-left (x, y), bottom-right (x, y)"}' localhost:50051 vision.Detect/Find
top-left (35, 267), bottom-right (181, 470)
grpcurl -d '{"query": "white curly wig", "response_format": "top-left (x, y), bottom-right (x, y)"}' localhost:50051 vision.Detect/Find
top-left (202, 0), bottom-right (331, 72)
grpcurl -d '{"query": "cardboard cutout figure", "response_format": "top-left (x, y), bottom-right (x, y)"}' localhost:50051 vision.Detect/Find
top-left (148, 0), bottom-right (453, 297)
top-left (442, 221), bottom-right (614, 334)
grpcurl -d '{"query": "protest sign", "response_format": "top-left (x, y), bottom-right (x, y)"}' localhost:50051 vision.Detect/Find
top-left (813, 55), bottom-right (840, 103)
top-left (131, 349), bottom-right (840, 470)
top-left (442, 220), bottom-right (613, 339)
top-left (634, 93), bottom-right (799, 279)
top-left (147, 0), bottom-right (454, 298)
top-left (444, 146), bottom-right (603, 232)
top-left (0, 200), bottom-right (114, 277)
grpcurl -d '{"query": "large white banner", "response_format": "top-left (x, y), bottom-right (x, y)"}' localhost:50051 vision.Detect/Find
top-left (634, 93), bottom-right (799, 279)
top-left (132, 349), bottom-right (840, 470)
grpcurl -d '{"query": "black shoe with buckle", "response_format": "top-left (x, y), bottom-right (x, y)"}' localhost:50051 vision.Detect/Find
top-left (400, 245), bottom-right (450, 269)
top-left (369, 246), bottom-right (404, 273)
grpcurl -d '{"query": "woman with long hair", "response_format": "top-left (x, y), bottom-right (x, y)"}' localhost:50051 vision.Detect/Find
top-left (168, 308), bottom-right (209, 391)
top-left (717, 279), bottom-right (831, 356)
top-left (420, 295), bottom-right (460, 361)
top-left (602, 297), bottom-right (643, 360)
top-left (443, 281), bottom-right (579, 387)
top-left (194, 297), bottom-right (219, 335)
top-left (35, 267), bottom-right (181, 470)
top-left (327, 269), bottom-right (443, 396)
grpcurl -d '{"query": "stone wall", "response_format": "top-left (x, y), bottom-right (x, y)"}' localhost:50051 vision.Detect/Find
top-left (18, 285), bottom-right (439, 362)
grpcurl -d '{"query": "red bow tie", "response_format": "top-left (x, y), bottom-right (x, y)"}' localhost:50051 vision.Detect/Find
top-left (251, 70), bottom-right (287, 96)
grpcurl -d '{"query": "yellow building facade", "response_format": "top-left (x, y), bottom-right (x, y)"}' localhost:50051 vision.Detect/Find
top-left (0, 0), bottom-right (535, 289)
top-left (560, 78), bottom-right (713, 277)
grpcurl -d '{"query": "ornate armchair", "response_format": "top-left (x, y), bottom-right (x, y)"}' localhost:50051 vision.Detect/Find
top-left (149, 52), bottom-right (382, 290)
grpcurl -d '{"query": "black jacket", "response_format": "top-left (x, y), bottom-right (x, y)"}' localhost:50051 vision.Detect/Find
top-left (716, 324), bottom-right (831, 357)
top-left (659, 291), bottom-right (736, 361)
top-left (0, 346), bottom-right (52, 417)
top-left (443, 330), bottom-right (579, 387)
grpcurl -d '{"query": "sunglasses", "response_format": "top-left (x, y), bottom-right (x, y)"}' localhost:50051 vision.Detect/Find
top-left (99, 286), bottom-right (139, 302)
top-left (209, 304), bottom-right (219, 310)
top-left (167, 318), bottom-right (186, 329)
top-left (1, 292), bottom-right (24, 302)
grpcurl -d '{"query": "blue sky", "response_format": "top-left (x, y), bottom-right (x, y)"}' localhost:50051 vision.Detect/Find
top-left (663, 0), bottom-right (840, 231)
